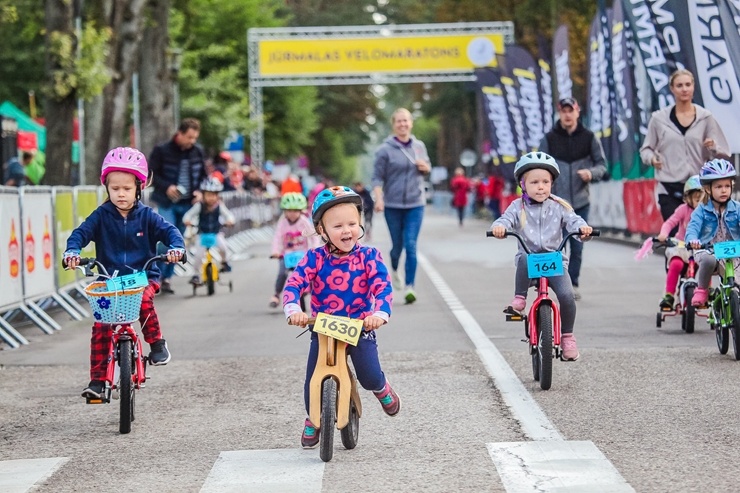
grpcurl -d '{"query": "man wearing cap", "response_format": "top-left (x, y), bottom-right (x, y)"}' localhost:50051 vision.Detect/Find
top-left (539, 97), bottom-right (607, 300)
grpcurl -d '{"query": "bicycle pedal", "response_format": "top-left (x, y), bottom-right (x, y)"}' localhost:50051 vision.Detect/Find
top-left (86, 397), bottom-right (105, 404)
top-left (506, 314), bottom-right (524, 321)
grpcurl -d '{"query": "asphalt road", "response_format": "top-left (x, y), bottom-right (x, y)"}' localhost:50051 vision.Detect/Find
top-left (0, 210), bottom-right (736, 492)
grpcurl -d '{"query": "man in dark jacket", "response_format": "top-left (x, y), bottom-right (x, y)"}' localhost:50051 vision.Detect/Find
top-left (149, 118), bottom-right (207, 293)
top-left (539, 97), bottom-right (607, 300)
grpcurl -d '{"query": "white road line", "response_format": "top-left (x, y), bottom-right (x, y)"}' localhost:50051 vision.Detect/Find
top-left (0, 457), bottom-right (68, 493)
top-left (418, 253), bottom-right (561, 441)
top-left (199, 449), bottom-right (324, 493)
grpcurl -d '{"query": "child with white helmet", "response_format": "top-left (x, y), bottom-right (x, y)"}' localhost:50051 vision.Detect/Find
top-left (284, 186), bottom-right (399, 449)
top-left (686, 159), bottom-right (740, 306)
top-left (64, 147), bottom-right (185, 399)
top-left (490, 151), bottom-right (593, 361)
top-left (183, 176), bottom-right (235, 284)
top-left (656, 175), bottom-right (704, 310)
top-left (269, 192), bottom-right (318, 307)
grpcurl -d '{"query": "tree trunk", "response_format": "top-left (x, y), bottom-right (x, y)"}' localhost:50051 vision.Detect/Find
top-left (139, 0), bottom-right (174, 157)
top-left (84, 94), bottom-right (105, 185)
top-left (44, 0), bottom-right (75, 186)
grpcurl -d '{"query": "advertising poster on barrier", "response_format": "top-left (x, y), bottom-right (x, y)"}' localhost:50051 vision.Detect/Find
top-left (75, 187), bottom-right (99, 259)
top-left (54, 188), bottom-right (76, 287)
top-left (20, 189), bottom-right (56, 299)
top-left (0, 189), bottom-right (23, 309)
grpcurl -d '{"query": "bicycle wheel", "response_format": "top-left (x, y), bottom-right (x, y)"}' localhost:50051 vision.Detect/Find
top-left (715, 293), bottom-right (730, 355)
top-left (531, 341), bottom-right (540, 382)
top-left (730, 290), bottom-right (740, 359)
top-left (340, 397), bottom-right (360, 450)
top-left (537, 305), bottom-right (553, 391)
top-left (319, 378), bottom-right (336, 462)
top-left (682, 285), bottom-right (695, 334)
top-left (118, 340), bottom-right (134, 434)
top-left (205, 263), bottom-right (215, 296)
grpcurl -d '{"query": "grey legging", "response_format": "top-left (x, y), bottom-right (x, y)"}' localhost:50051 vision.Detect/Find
top-left (695, 250), bottom-right (724, 289)
top-left (515, 254), bottom-right (577, 334)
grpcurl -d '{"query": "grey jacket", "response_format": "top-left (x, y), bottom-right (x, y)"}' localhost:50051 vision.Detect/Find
top-left (372, 135), bottom-right (430, 209)
top-left (492, 196), bottom-right (588, 266)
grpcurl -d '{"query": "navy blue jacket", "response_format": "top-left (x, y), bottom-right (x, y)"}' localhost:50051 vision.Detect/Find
top-left (149, 138), bottom-right (206, 206)
top-left (66, 201), bottom-right (184, 280)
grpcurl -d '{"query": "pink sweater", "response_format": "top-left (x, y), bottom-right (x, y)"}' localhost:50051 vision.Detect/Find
top-left (659, 203), bottom-right (694, 240)
top-left (271, 214), bottom-right (320, 256)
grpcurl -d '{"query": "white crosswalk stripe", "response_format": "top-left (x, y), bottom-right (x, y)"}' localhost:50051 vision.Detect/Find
top-left (0, 457), bottom-right (68, 493)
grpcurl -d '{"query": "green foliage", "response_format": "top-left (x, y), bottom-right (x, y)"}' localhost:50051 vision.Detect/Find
top-left (0, 0), bottom-right (45, 112)
top-left (77, 24), bottom-right (112, 100)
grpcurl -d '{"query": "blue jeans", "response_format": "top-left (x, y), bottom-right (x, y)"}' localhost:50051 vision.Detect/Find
top-left (384, 206), bottom-right (424, 286)
top-left (156, 202), bottom-right (190, 281)
top-left (565, 204), bottom-right (589, 287)
top-left (304, 331), bottom-right (385, 414)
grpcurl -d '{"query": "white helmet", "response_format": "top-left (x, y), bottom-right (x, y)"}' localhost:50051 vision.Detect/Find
top-left (699, 159), bottom-right (736, 184)
top-left (200, 176), bottom-right (224, 192)
top-left (514, 152), bottom-right (560, 182)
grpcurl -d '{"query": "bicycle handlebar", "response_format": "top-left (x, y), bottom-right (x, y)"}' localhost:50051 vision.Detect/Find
top-left (486, 229), bottom-right (600, 254)
top-left (64, 253), bottom-right (188, 278)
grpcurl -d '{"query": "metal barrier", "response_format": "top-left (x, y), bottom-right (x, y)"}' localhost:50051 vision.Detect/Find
top-left (0, 186), bottom-right (28, 347)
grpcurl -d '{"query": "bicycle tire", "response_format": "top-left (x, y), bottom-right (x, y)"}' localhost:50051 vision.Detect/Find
top-left (715, 292), bottom-right (730, 355)
top-left (340, 398), bottom-right (359, 450)
top-left (118, 340), bottom-right (134, 434)
top-left (682, 285), bottom-right (695, 333)
top-left (730, 290), bottom-right (740, 359)
top-left (205, 263), bottom-right (215, 296)
top-left (531, 343), bottom-right (540, 382)
top-left (537, 305), bottom-right (553, 391)
top-left (319, 378), bottom-right (336, 462)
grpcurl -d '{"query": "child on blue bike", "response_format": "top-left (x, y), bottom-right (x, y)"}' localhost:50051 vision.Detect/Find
top-left (686, 159), bottom-right (740, 307)
top-left (490, 152), bottom-right (592, 361)
top-left (64, 147), bottom-right (185, 399)
top-left (283, 186), bottom-right (400, 449)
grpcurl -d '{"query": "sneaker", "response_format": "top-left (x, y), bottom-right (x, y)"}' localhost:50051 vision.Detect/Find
top-left (561, 333), bottom-right (580, 361)
top-left (573, 286), bottom-right (582, 301)
top-left (404, 286), bottom-right (417, 304)
top-left (160, 280), bottom-right (175, 294)
top-left (221, 262), bottom-right (232, 273)
top-left (149, 339), bottom-right (171, 366)
top-left (269, 295), bottom-right (280, 308)
top-left (659, 293), bottom-right (675, 311)
top-left (82, 380), bottom-right (105, 399)
top-left (301, 418), bottom-right (320, 449)
top-left (190, 275), bottom-right (201, 285)
top-left (692, 287), bottom-right (709, 307)
top-left (373, 380), bottom-right (401, 416)
top-left (391, 270), bottom-right (403, 290)
top-left (510, 295), bottom-right (526, 312)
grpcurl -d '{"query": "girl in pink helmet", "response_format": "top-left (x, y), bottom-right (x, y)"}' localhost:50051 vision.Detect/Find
top-left (64, 147), bottom-right (186, 400)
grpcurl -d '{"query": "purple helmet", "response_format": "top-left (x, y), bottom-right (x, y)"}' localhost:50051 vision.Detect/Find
top-left (699, 158), bottom-right (736, 184)
top-left (100, 147), bottom-right (148, 185)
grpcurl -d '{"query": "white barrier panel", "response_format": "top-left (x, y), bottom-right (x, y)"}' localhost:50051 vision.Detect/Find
top-left (19, 187), bottom-right (56, 299)
top-left (0, 187), bottom-right (24, 309)
top-left (590, 180), bottom-right (627, 230)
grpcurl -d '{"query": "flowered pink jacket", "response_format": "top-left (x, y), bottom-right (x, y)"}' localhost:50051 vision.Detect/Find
top-left (659, 203), bottom-right (694, 241)
top-left (283, 244), bottom-right (393, 321)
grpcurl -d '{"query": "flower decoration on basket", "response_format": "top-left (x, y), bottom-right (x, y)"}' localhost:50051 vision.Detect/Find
top-left (94, 312), bottom-right (102, 321)
top-left (97, 297), bottom-right (111, 310)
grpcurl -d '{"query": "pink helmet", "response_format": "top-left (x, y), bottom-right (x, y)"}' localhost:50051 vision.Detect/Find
top-left (100, 147), bottom-right (148, 185)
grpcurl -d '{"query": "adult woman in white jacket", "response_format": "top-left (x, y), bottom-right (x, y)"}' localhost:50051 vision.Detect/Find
top-left (640, 69), bottom-right (730, 220)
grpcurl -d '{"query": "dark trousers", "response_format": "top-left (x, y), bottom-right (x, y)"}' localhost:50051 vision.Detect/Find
top-left (565, 204), bottom-right (589, 287)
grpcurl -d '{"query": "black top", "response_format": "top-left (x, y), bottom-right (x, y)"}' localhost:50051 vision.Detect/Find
top-left (669, 106), bottom-right (694, 136)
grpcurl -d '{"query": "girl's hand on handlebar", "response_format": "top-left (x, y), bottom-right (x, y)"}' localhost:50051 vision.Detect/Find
top-left (492, 225), bottom-right (506, 238)
top-left (166, 248), bottom-right (185, 263)
top-left (579, 226), bottom-right (593, 240)
top-left (288, 312), bottom-right (309, 327)
top-left (63, 253), bottom-right (81, 269)
top-left (657, 234), bottom-right (667, 243)
top-left (689, 240), bottom-right (702, 250)
top-left (363, 315), bottom-right (384, 331)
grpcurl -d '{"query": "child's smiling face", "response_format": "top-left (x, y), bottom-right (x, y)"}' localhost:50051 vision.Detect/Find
top-left (522, 168), bottom-right (553, 203)
top-left (318, 203), bottom-right (362, 254)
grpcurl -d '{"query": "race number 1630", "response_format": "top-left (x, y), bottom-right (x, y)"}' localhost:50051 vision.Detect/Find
top-left (313, 312), bottom-right (363, 346)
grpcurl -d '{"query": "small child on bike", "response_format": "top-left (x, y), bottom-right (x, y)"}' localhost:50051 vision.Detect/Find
top-left (64, 147), bottom-right (185, 399)
top-left (656, 175), bottom-right (703, 310)
top-left (269, 192), bottom-right (318, 308)
top-left (686, 159), bottom-right (740, 307)
top-left (283, 186), bottom-right (400, 449)
top-left (490, 152), bottom-right (592, 361)
top-left (183, 176), bottom-right (235, 284)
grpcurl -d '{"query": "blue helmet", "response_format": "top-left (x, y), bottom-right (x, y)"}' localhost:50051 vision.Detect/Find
top-left (514, 151), bottom-right (560, 182)
top-left (699, 158), bottom-right (736, 184)
top-left (311, 186), bottom-right (363, 226)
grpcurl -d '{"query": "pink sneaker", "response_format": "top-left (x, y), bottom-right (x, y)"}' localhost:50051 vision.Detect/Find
top-left (561, 333), bottom-right (580, 361)
top-left (691, 287), bottom-right (708, 307)
top-left (301, 418), bottom-right (320, 449)
top-left (510, 295), bottom-right (526, 312)
top-left (373, 380), bottom-right (400, 416)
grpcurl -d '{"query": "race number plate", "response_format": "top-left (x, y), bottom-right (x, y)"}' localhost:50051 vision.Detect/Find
top-left (105, 271), bottom-right (148, 291)
top-left (313, 312), bottom-right (363, 346)
top-left (284, 250), bottom-right (306, 269)
top-left (714, 241), bottom-right (740, 260)
top-left (527, 252), bottom-right (564, 278)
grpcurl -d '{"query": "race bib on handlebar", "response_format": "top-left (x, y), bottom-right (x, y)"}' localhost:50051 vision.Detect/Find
top-left (527, 252), bottom-right (564, 278)
top-left (284, 250), bottom-right (306, 269)
top-left (105, 271), bottom-right (148, 291)
top-left (313, 312), bottom-right (363, 346)
top-left (713, 241), bottom-right (740, 260)
top-left (200, 233), bottom-right (218, 249)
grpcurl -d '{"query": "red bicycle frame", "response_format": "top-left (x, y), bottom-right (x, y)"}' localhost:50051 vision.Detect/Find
top-left (527, 277), bottom-right (562, 349)
top-left (103, 324), bottom-right (147, 392)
